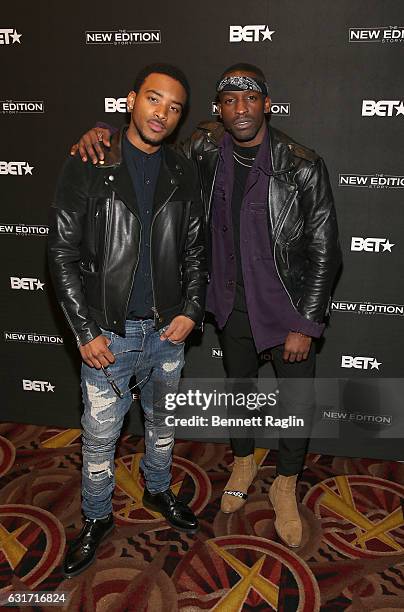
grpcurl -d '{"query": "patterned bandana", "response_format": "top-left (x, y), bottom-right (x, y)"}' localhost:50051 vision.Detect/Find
top-left (216, 75), bottom-right (269, 97)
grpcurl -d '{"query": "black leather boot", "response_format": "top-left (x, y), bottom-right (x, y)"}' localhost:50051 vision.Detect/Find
top-left (142, 488), bottom-right (199, 533)
top-left (62, 513), bottom-right (114, 578)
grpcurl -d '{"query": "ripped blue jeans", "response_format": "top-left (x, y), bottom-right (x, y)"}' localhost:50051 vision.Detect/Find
top-left (80, 318), bottom-right (184, 519)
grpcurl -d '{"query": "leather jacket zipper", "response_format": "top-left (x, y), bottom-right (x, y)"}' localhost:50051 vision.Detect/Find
top-left (61, 302), bottom-right (81, 347)
top-left (206, 159), bottom-right (219, 222)
top-left (150, 185), bottom-right (179, 323)
top-left (124, 213), bottom-right (142, 322)
top-left (272, 188), bottom-right (298, 310)
top-left (101, 198), bottom-right (111, 325)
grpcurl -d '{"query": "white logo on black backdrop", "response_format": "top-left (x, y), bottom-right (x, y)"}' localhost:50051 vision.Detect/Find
top-left (0, 162), bottom-right (34, 175)
top-left (4, 331), bottom-right (63, 345)
top-left (211, 347), bottom-right (271, 361)
top-left (332, 301), bottom-right (404, 316)
top-left (212, 102), bottom-right (290, 116)
top-left (339, 173), bottom-right (404, 188)
top-left (0, 100), bottom-right (44, 114)
top-left (10, 277), bottom-right (45, 290)
top-left (349, 27), bottom-right (404, 43)
top-left (351, 237), bottom-right (394, 252)
top-left (22, 379), bottom-right (55, 392)
top-left (0, 224), bottom-right (48, 236)
top-left (229, 25), bottom-right (275, 42)
top-left (0, 29), bottom-right (22, 44)
top-left (105, 97), bottom-right (127, 113)
top-left (85, 29), bottom-right (161, 45)
top-left (362, 100), bottom-right (404, 116)
top-left (322, 410), bottom-right (392, 425)
top-left (341, 355), bottom-right (382, 370)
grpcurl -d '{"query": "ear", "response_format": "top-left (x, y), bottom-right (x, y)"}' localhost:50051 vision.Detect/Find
top-left (264, 96), bottom-right (271, 114)
top-left (126, 91), bottom-right (136, 111)
top-left (217, 102), bottom-right (222, 119)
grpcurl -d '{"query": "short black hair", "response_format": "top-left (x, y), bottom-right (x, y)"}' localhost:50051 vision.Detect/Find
top-left (133, 63), bottom-right (190, 100)
top-left (219, 62), bottom-right (266, 81)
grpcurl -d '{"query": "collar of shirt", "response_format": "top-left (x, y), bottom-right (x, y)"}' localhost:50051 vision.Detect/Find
top-left (123, 133), bottom-right (162, 163)
top-left (218, 126), bottom-right (272, 176)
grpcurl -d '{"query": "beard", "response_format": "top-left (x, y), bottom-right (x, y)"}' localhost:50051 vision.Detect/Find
top-left (227, 122), bottom-right (261, 144)
top-left (134, 119), bottom-right (165, 147)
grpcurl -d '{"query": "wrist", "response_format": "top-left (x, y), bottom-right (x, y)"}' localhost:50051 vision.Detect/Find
top-left (290, 330), bottom-right (311, 338)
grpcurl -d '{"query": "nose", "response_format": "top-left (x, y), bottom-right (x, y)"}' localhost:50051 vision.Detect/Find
top-left (235, 98), bottom-right (248, 115)
top-left (153, 104), bottom-right (168, 121)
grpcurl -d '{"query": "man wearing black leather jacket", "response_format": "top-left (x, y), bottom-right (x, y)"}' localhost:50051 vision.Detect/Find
top-left (48, 64), bottom-right (207, 578)
top-left (72, 62), bottom-right (341, 549)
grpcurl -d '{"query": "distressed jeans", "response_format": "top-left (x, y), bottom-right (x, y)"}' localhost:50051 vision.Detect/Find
top-left (80, 319), bottom-right (184, 519)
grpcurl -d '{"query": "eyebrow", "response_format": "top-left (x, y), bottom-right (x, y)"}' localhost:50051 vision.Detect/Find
top-left (145, 89), bottom-right (183, 109)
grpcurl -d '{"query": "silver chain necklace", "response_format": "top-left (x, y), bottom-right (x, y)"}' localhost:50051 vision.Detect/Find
top-left (233, 149), bottom-right (256, 161)
top-left (233, 149), bottom-right (256, 168)
top-left (233, 153), bottom-right (254, 168)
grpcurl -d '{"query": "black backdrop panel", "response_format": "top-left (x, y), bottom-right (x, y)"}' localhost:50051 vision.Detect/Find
top-left (1, 1), bottom-right (403, 460)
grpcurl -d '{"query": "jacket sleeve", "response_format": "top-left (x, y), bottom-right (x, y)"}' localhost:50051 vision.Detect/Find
top-left (298, 157), bottom-right (342, 322)
top-left (180, 175), bottom-right (208, 327)
top-left (48, 155), bottom-right (102, 346)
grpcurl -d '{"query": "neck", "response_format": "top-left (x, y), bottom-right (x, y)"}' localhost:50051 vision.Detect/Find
top-left (126, 122), bottom-right (161, 154)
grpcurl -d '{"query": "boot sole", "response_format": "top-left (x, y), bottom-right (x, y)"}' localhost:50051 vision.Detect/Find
top-left (273, 524), bottom-right (301, 548)
top-left (142, 499), bottom-right (199, 534)
top-left (62, 524), bottom-right (115, 579)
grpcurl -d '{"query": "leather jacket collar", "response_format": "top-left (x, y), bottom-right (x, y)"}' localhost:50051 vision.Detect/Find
top-left (98, 124), bottom-right (184, 184)
top-left (195, 120), bottom-right (297, 176)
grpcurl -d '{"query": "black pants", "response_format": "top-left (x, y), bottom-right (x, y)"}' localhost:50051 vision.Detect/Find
top-left (219, 308), bottom-right (315, 476)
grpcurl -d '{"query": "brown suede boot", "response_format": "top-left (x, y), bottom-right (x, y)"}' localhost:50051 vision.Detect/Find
top-left (221, 454), bottom-right (258, 514)
top-left (268, 474), bottom-right (302, 547)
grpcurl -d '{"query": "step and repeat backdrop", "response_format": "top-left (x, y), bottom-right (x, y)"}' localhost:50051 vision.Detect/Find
top-left (1, 1), bottom-right (403, 459)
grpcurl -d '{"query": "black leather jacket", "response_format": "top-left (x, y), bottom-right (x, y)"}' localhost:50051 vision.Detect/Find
top-left (48, 127), bottom-right (207, 346)
top-left (180, 121), bottom-right (342, 324)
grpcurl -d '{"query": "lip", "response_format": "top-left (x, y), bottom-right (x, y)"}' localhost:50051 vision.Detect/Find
top-left (233, 119), bottom-right (253, 128)
top-left (148, 119), bottom-right (166, 133)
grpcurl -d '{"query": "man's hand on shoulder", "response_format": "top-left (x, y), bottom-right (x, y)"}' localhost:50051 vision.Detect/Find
top-left (283, 331), bottom-right (312, 363)
top-left (70, 127), bottom-right (111, 164)
top-left (79, 334), bottom-right (115, 368)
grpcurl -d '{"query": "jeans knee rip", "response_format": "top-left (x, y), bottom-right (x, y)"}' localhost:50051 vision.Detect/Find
top-left (162, 360), bottom-right (180, 373)
top-left (86, 381), bottom-right (117, 423)
top-left (87, 460), bottom-right (113, 480)
top-left (155, 434), bottom-right (174, 450)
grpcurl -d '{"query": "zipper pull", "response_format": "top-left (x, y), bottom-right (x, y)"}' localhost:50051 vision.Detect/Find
top-left (152, 306), bottom-right (162, 324)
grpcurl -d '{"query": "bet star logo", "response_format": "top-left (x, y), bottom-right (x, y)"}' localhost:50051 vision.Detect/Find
top-left (0, 161), bottom-right (34, 175)
top-left (362, 100), bottom-right (404, 117)
top-left (341, 355), bottom-right (382, 370)
top-left (0, 29), bottom-right (22, 44)
top-left (10, 277), bottom-right (45, 290)
top-left (229, 25), bottom-right (276, 42)
top-left (351, 237), bottom-right (395, 253)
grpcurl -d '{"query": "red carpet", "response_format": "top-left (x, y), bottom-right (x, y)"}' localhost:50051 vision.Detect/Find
top-left (1, 422), bottom-right (404, 611)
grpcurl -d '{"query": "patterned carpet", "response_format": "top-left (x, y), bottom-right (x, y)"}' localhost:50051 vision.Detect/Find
top-left (1, 422), bottom-right (404, 611)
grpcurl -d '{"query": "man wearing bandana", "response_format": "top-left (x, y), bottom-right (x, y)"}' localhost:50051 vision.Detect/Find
top-left (72, 62), bottom-right (341, 548)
